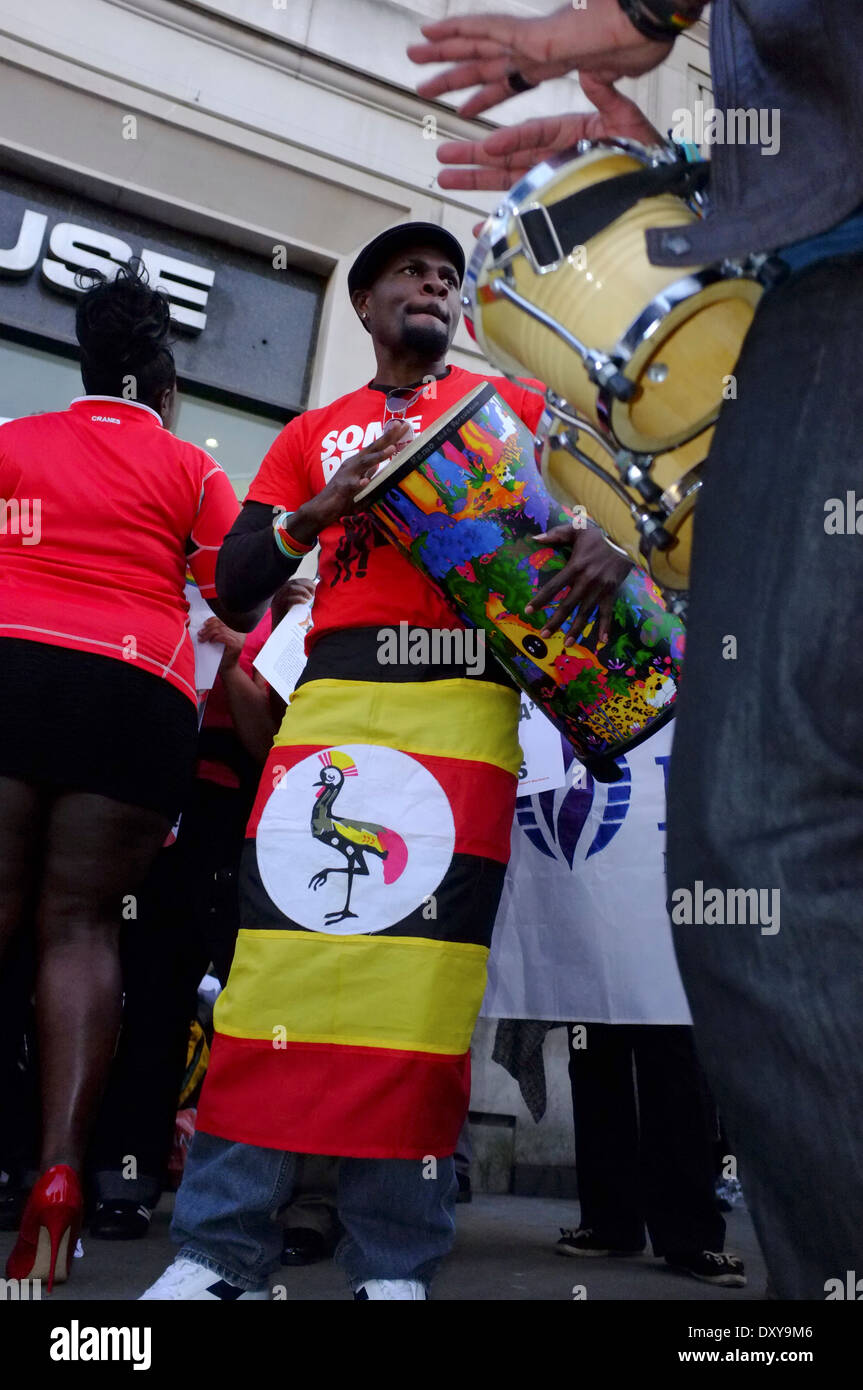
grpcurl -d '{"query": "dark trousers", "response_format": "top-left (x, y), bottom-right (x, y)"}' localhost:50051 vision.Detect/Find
top-left (667, 253), bottom-right (863, 1299)
top-left (567, 1023), bottom-right (724, 1256)
top-left (87, 779), bottom-right (250, 1206)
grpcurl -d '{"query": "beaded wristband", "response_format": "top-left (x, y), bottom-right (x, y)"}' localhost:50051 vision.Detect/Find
top-left (272, 509), bottom-right (313, 560)
top-left (617, 0), bottom-right (701, 42)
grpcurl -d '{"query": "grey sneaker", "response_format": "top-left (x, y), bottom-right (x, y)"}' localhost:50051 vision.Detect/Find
top-left (665, 1250), bottom-right (747, 1287)
top-left (556, 1227), bottom-right (644, 1257)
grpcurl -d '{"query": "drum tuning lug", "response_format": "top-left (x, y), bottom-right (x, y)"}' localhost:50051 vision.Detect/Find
top-left (665, 592), bottom-right (689, 621)
top-left (638, 514), bottom-right (673, 551)
top-left (543, 391), bottom-right (584, 431)
top-left (621, 457), bottom-right (663, 506)
top-left (617, 451), bottom-right (645, 485)
top-left (635, 477), bottom-right (664, 505)
top-left (587, 356), bottom-right (638, 404)
top-left (615, 449), bottom-right (634, 475)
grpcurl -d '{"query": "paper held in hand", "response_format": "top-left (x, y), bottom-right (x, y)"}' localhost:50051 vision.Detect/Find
top-left (253, 602), bottom-right (314, 701)
top-left (186, 581), bottom-right (223, 693)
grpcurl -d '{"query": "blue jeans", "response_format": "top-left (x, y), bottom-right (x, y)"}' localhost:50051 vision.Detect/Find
top-left (171, 1131), bottom-right (458, 1292)
top-left (778, 201), bottom-right (863, 276)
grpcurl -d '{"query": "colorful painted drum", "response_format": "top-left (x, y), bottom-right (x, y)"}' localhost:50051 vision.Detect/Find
top-left (357, 383), bottom-right (685, 780)
top-left (463, 139), bottom-right (763, 455)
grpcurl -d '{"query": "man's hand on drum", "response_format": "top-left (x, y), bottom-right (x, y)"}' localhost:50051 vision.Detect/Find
top-left (433, 74), bottom-right (662, 193)
top-left (408, 1), bottom-right (671, 120)
top-left (527, 522), bottom-right (632, 646)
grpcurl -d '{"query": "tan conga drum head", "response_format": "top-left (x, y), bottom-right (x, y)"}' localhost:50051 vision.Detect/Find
top-left (465, 140), bottom-right (763, 455)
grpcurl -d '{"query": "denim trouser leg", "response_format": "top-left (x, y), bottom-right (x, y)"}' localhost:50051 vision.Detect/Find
top-left (335, 1156), bottom-right (458, 1289)
top-left (171, 1131), bottom-right (298, 1290)
top-left (171, 1134), bottom-right (458, 1292)
top-left (667, 254), bottom-right (863, 1300)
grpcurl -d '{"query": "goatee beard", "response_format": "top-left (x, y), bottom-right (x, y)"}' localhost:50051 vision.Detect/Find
top-left (401, 320), bottom-right (449, 357)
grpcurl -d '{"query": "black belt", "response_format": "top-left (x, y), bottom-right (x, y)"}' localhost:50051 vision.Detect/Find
top-left (297, 627), bottom-right (517, 690)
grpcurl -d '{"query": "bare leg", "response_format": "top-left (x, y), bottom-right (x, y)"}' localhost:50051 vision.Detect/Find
top-left (34, 792), bottom-right (170, 1173)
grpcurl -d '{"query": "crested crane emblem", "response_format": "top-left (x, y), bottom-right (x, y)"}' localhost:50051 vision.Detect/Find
top-left (308, 750), bottom-right (409, 926)
top-left (255, 744), bottom-right (455, 935)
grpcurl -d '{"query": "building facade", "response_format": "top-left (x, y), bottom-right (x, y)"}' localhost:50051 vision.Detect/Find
top-left (0, 0), bottom-right (711, 485)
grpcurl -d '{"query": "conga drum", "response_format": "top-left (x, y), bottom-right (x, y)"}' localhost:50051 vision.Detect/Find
top-left (356, 384), bottom-right (685, 781)
top-left (463, 139), bottom-right (764, 455)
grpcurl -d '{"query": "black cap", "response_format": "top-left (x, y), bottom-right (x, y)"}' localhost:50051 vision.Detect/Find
top-left (347, 222), bottom-right (465, 299)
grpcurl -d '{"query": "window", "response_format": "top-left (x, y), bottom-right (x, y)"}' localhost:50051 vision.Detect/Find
top-left (0, 336), bottom-right (283, 496)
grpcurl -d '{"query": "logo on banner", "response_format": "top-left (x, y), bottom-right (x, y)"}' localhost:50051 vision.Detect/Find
top-left (516, 749), bottom-right (632, 865)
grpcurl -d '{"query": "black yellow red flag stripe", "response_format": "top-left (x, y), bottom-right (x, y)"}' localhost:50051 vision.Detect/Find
top-left (197, 653), bottom-right (520, 1158)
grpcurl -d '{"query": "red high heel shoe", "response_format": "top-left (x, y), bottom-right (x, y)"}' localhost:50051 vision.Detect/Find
top-left (6, 1165), bottom-right (83, 1292)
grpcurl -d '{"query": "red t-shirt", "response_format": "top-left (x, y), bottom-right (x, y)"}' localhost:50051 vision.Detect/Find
top-left (245, 365), bottom-right (545, 646)
top-left (0, 396), bottom-right (240, 703)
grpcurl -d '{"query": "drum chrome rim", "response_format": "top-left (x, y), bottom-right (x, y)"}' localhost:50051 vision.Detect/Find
top-left (659, 461), bottom-right (703, 521)
top-left (612, 267), bottom-right (734, 368)
top-left (599, 268), bottom-right (759, 449)
top-left (464, 137), bottom-right (676, 319)
top-left (505, 138), bottom-right (675, 214)
top-left (463, 218), bottom-right (497, 350)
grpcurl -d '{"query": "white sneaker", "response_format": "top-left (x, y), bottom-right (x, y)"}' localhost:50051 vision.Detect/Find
top-left (354, 1279), bottom-right (427, 1300)
top-left (139, 1256), bottom-right (270, 1300)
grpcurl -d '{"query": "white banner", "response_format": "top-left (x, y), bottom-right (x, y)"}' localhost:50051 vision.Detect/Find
top-left (482, 720), bottom-right (692, 1024)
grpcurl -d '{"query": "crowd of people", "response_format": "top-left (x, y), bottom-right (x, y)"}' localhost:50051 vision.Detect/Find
top-left (1, 0), bottom-right (861, 1303)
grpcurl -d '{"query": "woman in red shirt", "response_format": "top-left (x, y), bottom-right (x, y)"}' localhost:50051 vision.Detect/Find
top-left (0, 265), bottom-right (249, 1289)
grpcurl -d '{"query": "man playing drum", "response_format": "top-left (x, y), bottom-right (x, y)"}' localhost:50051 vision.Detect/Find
top-left (141, 222), bottom-right (627, 1302)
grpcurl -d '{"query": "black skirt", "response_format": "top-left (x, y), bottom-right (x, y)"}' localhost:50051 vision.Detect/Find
top-left (0, 638), bottom-right (198, 821)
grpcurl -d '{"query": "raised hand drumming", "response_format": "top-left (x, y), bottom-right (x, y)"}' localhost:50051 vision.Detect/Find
top-left (433, 73), bottom-right (662, 192)
top-left (408, 0), bottom-right (672, 120)
top-left (289, 419), bottom-right (414, 545)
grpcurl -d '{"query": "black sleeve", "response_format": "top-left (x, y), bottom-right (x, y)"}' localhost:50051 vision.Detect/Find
top-left (216, 500), bottom-right (303, 611)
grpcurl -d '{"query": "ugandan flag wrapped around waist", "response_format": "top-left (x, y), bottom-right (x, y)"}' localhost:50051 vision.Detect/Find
top-left (196, 630), bottom-right (521, 1159)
